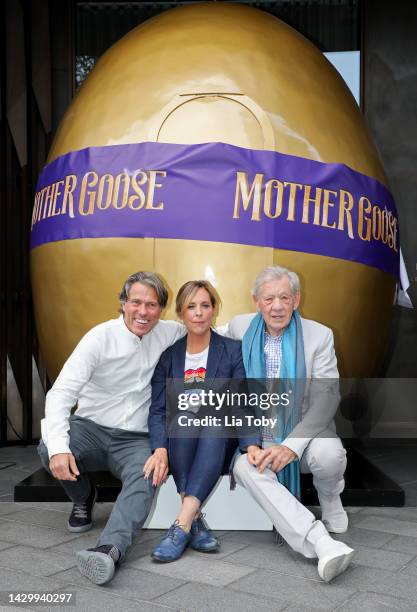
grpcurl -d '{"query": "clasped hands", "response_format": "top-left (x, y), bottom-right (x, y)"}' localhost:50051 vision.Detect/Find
top-left (246, 444), bottom-right (298, 473)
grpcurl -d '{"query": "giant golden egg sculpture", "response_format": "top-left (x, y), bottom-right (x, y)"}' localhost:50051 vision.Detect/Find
top-left (31, 3), bottom-right (398, 380)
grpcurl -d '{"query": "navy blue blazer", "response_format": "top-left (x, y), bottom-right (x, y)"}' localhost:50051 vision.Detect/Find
top-left (148, 330), bottom-right (260, 452)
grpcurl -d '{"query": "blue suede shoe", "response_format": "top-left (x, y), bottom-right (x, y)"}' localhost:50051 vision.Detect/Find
top-left (190, 515), bottom-right (219, 552)
top-left (151, 521), bottom-right (191, 562)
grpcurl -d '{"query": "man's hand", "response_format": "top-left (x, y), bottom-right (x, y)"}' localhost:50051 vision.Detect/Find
top-left (256, 445), bottom-right (298, 473)
top-left (143, 448), bottom-right (169, 487)
top-left (246, 445), bottom-right (263, 466)
top-left (49, 453), bottom-right (80, 481)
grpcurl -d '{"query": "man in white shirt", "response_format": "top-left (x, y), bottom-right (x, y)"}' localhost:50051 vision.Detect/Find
top-left (37, 271), bottom-right (184, 585)
top-left (228, 265), bottom-right (353, 582)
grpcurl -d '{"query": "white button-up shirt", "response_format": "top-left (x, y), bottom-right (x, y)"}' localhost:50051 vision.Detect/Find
top-left (42, 315), bottom-right (184, 458)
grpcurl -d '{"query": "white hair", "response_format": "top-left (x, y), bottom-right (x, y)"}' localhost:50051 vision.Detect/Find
top-left (252, 265), bottom-right (300, 297)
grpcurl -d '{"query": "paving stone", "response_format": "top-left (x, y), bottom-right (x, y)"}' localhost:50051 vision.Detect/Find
top-left (11, 458), bottom-right (42, 473)
top-left (361, 506), bottom-right (417, 522)
top-left (135, 528), bottom-right (166, 543)
top-left (49, 530), bottom-right (164, 559)
top-left (332, 526), bottom-right (395, 548)
top-left (337, 565), bottom-right (417, 601)
top-left (0, 567), bottom-right (66, 592)
top-left (221, 529), bottom-right (275, 546)
top-left (0, 540), bottom-right (15, 551)
top-left (126, 536), bottom-right (182, 563)
top-left (311, 505), bottom-right (369, 527)
top-left (342, 507), bottom-right (364, 514)
top-left (0, 502), bottom-right (19, 516)
top-left (0, 481), bottom-right (20, 497)
top-left (0, 467), bottom-right (31, 482)
top-left (124, 530), bottom-right (169, 557)
top-left (130, 553), bottom-right (256, 587)
top-left (15, 501), bottom-right (73, 512)
top-left (4, 508), bottom-right (77, 530)
top-left (382, 534), bottom-right (417, 554)
top-left (282, 605), bottom-right (326, 612)
top-left (33, 587), bottom-right (174, 612)
top-left (344, 512), bottom-right (371, 528)
top-left (0, 446), bottom-right (37, 459)
top-left (5, 446), bottom-right (417, 611)
top-left (0, 519), bottom-right (81, 548)
top-left (355, 515), bottom-right (417, 538)
top-left (336, 590), bottom-right (417, 611)
top-left (52, 536), bottom-right (263, 568)
top-left (86, 504), bottom-right (113, 525)
top-left (8, 504), bottom-right (118, 531)
top-left (0, 545), bottom-right (76, 576)
top-left (21, 500), bottom-right (113, 514)
top-left (48, 533), bottom-right (108, 556)
top-left (18, 455), bottom-right (42, 467)
top-left (352, 546), bottom-right (413, 571)
top-left (185, 538), bottom-right (249, 561)
top-left (0, 494), bottom-right (13, 502)
top-left (0, 458), bottom-right (38, 470)
top-left (52, 565), bottom-right (186, 601)
top-left (220, 542), bottom-right (318, 580)
top-left (229, 568), bottom-right (356, 610)
top-left (399, 556), bottom-right (417, 576)
top-left (310, 505), bottom-right (365, 516)
top-left (154, 581), bottom-right (286, 611)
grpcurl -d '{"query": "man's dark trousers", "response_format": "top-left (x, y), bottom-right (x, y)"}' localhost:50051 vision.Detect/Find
top-left (38, 415), bottom-right (155, 558)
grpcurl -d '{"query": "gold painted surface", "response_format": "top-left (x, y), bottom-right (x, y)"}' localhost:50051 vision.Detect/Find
top-left (32, 3), bottom-right (395, 379)
top-left (48, 3), bottom-right (386, 184)
top-left (272, 251), bottom-right (395, 377)
top-left (156, 94), bottom-right (273, 149)
top-left (155, 239), bottom-right (273, 322)
top-left (31, 238), bottom-right (154, 380)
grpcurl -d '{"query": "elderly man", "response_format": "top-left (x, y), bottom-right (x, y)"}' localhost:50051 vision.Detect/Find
top-left (228, 265), bottom-right (353, 582)
top-left (38, 271), bottom-right (185, 585)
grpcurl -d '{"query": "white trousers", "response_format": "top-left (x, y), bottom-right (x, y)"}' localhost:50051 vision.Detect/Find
top-left (233, 435), bottom-right (347, 558)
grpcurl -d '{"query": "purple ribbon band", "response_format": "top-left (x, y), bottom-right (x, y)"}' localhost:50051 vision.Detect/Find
top-left (31, 141), bottom-right (400, 279)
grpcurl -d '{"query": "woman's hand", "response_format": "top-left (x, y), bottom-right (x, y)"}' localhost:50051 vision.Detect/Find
top-left (246, 445), bottom-right (263, 466)
top-left (143, 448), bottom-right (169, 487)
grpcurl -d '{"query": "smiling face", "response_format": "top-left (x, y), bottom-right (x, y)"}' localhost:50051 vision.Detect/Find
top-left (254, 276), bottom-right (300, 336)
top-left (122, 282), bottom-right (162, 338)
top-left (181, 287), bottom-right (215, 338)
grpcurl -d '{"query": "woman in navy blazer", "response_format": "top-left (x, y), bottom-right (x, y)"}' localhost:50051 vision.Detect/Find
top-left (148, 280), bottom-right (258, 563)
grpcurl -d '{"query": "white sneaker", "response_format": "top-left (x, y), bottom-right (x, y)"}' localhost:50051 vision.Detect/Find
top-left (317, 544), bottom-right (354, 582)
